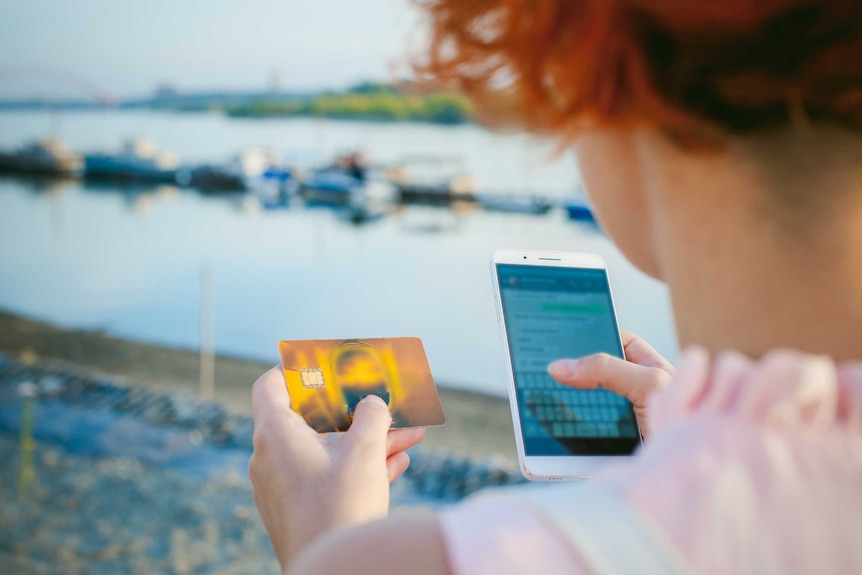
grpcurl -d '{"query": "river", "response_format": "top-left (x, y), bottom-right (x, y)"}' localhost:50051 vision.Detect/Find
top-left (0, 110), bottom-right (676, 396)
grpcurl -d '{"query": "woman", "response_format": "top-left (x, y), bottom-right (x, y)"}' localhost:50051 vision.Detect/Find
top-left (249, 1), bottom-right (862, 573)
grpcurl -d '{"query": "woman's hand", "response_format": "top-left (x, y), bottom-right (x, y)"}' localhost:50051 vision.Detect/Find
top-left (248, 367), bottom-right (426, 571)
top-left (547, 330), bottom-right (674, 438)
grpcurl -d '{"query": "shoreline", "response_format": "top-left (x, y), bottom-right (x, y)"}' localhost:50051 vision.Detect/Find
top-left (0, 309), bottom-right (518, 461)
top-left (0, 353), bottom-right (524, 573)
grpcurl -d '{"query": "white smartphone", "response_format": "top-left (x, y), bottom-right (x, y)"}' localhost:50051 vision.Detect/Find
top-left (491, 248), bottom-right (641, 480)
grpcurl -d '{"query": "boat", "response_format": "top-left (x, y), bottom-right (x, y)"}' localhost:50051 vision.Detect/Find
top-left (300, 171), bottom-right (393, 203)
top-left (395, 183), bottom-right (477, 206)
top-left (385, 155), bottom-right (477, 206)
top-left (565, 203), bottom-right (593, 220)
top-left (84, 139), bottom-right (179, 183)
top-left (476, 194), bottom-right (553, 215)
top-left (300, 169), bottom-right (396, 224)
top-left (299, 171), bottom-right (362, 205)
top-left (0, 139), bottom-right (81, 176)
top-left (563, 188), bottom-right (597, 222)
top-left (257, 164), bottom-right (296, 204)
top-left (178, 148), bottom-right (294, 194)
top-left (178, 165), bottom-right (246, 192)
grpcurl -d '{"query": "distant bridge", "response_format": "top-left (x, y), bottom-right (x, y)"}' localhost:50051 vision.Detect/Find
top-left (0, 64), bottom-right (116, 106)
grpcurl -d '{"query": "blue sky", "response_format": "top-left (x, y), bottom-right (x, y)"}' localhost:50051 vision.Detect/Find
top-left (0, 0), bottom-right (422, 99)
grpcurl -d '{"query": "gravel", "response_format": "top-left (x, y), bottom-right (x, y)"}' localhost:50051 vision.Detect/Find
top-left (0, 355), bottom-right (524, 573)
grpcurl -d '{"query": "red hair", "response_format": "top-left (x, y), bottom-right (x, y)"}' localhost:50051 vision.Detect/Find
top-left (414, 0), bottom-right (862, 143)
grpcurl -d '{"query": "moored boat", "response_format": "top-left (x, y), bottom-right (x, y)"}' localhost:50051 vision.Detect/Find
top-left (0, 139), bottom-right (82, 176)
top-left (83, 140), bottom-right (178, 183)
top-left (299, 171), bottom-right (361, 205)
top-left (178, 148), bottom-right (293, 194)
top-left (385, 155), bottom-right (476, 206)
top-left (178, 165), bottom-right (246, 192)
top-left (300, 170), bottom-right (396, 225)
top-left (564, 199), bottom-right (595, 222)
top-left (563, 186), bottom-right (596, 222)
top-left (396, 183), bottom-right (477, 206)
top-left (476, 194), bottom-right (553, 215)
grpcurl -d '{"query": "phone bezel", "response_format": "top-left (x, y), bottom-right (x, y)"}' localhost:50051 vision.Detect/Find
top-left (491, 248), bottom-right (641, 480)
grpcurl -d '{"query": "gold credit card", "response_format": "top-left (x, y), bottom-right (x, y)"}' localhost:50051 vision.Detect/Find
top-left (278, 337), bottom-right (445, 433)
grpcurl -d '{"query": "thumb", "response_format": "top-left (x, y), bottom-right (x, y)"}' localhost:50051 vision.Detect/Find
top-left (344, 395), bottom-right (393, 449)
top-left (548, 353), bottom-right (668, 406)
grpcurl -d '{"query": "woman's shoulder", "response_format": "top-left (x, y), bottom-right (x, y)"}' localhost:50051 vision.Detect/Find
top-left (440, 348), bottom-right (862, 575)
top-left (648, 347), bottom-right (862, 434)
top-left (614, 347), bottom-right (862, 574)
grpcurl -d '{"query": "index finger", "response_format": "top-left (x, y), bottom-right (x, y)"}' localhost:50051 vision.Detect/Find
top-left (621, 330), bottom-right (675, 373)
top-left (251, 366), bottom-right (293, 422)
top-left (549, 353), bottom-right (667, 405)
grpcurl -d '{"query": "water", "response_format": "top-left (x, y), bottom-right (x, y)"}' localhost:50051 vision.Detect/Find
top-left (0, 110), bottom-right (677, 396)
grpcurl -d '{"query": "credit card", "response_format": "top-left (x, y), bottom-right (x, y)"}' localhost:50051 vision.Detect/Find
top-left (278, 337), bottom-right (446, 432)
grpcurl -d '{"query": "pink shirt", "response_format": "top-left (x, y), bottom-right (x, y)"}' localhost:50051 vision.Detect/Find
top-left (440, 348), bottom-right (862, 574)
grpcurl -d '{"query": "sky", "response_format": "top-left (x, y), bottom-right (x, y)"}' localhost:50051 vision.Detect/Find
top-left (0, 0), bottom-right (424, 100)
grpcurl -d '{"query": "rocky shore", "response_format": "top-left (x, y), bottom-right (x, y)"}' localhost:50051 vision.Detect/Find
top-left (0, 310), bottom-right (518, 460)
top-left (0, 311), bottom-right (526, 573)
top-left (1, 432), bottom-right (276, 575)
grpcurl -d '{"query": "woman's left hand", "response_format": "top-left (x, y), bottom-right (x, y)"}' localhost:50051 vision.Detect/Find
top-left (548, 330), bottom-right (675, 439)
top-left (248, 367), bottom-right (426, 571)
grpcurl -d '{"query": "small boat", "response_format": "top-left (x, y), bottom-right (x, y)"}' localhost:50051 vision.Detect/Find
top-left (476, 194), bottom-right (553, 215)
top-left (300, 170), bottom-right (393, 201)
top-left (300, 171), bottom-right (363, 206)
top-left (178, 165), bottom-right (246, 192)
top-left (84, 139), bottom-right (178, 183)
top-left (0, 139), bottom-right (81, 176)
top-left (300, 170), bottom-right (395, 226)
top-left (386, 155), bottom-right (477, 207)
top-left (563, 198), bottom-right (596, 222)
top-left (178, 148), bottom-right (293, 194)
top-left (396, 183), bottom-right (476, 206)
top-left (258, 164), bottom-right (297, 204)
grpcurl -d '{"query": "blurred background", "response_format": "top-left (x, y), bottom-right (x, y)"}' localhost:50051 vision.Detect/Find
top-left (0, 1), bottom-right (677, 573)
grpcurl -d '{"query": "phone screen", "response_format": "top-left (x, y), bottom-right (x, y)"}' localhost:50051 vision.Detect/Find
top-left (496, 263), bottom-right (640, 456)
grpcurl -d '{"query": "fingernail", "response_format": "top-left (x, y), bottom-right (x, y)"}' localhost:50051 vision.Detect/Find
top-left (548, 359), bottom-right (577, 378)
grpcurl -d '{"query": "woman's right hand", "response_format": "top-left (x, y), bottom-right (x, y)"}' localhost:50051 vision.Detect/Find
top-left (547, 330), bottom-right (675, 439)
